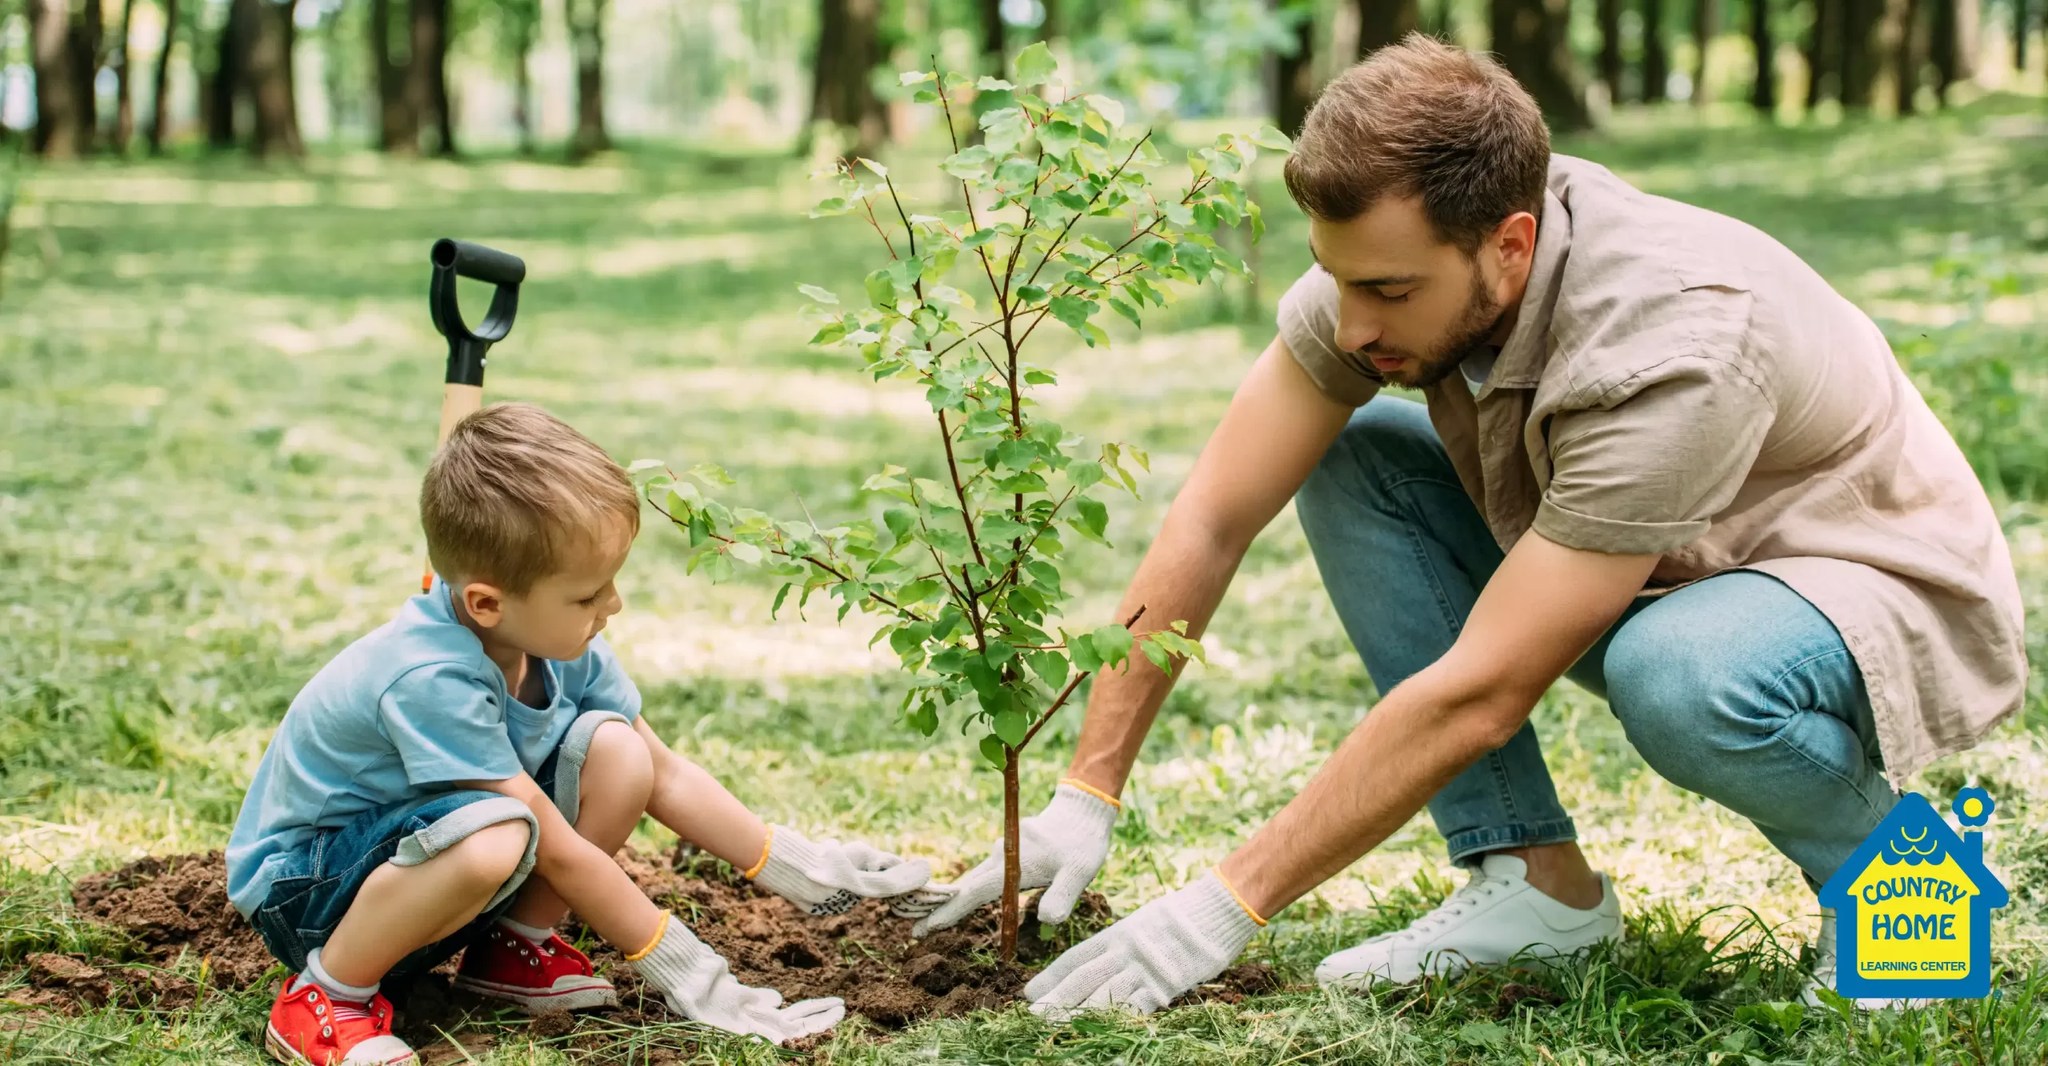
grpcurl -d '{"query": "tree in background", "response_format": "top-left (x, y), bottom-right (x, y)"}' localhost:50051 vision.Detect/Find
top-left (1491, 0), bottom-right (1592, 130)
top-left (409, 0), bottom-right (456, 155)
top-left (1598, 0), bottom-right (1626, 102)
top-left (1358, 0), bottom-right (1421, 56)
top-left (808, 0), bottom-right (886, 162)
top-left (2017, 0), bottom-right (2031, 72)
top-left (147, 0), bottom-right (182, 154)
top-left (28, 0), bottom-right (94, 158)
top-left (112, 0), bottom-right (140, 151)
top-left (496, 0), bottom-right (542, 154)
top-left (1269, 0), bottom-right (1317, 138)
top-left (1806, 0), bottom-right (1841, 106)
top-left (1752, 0), bottom-right (1778, 112)
top-left (1694, 0), bottom-right (1719, 105)
top-left (1645, 0), bottom-right (1672, 101)
top-left (569, 0), bottom-right (611, 157)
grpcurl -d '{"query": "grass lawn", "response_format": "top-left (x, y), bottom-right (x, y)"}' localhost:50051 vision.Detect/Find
top-left (3, 96), bottom-right (2048, 1063)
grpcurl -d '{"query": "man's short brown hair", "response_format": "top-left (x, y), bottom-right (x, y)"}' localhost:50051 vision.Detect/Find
top-left (420, 402), bottom-right (641, 593)
top-left (1282, 33), bottom-right (1550, 252)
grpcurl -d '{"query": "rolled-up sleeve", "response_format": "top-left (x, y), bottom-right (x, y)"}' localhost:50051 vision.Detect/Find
top-left (1277, 266), bottom-right (1382, 408)
top-left (1533, 356), bottom-right (1773, 555)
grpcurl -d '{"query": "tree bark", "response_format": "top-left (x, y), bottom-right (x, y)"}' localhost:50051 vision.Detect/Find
top-left (372, 0), bottom-right (417, 153)
top-left (1358, 0), bottom-right (1421, 56)
top-left (1039, 0), bottom-right (1061, 40)
top-left (1840, 0), bottom-right (1883, 110)
top-left (407, 0), bottom-right (454, 156)
top-left (1597, 0), bottom-right (1626, 102)
top-left (1805, 0), bottom-right (1839, 106)
top-left (1693, 0), bottom-right (1717, 105)
top-left (512, 15), bottom-right (536, 155)
top-left (241, 0), bottom-right (300, 157)
top-left (78, 0), bottom-right (104, 149)
top-left (1929, 0), bottom-right (1961, 102)
top-left (570, 0), bottom-right (610, 158)
top-left (1893, 0), bottom-right (1926, 113)
top-left (1490, 0), bottom-right (1592, 130)
top-left (207, 0), bottom-right (242, 148)
top-left (1271, 1), bottom-right (1317, 138)
top-left (1644, 0), bottom-right (1672, 101)
top-left (808, 0), bottom-right (885, 162)
top-left (147, 0), bottom-right (179, 153)
top-left (980, 0), bottom-right (1005, 77)
top-left (29, 0), bottom-right (86, 158)
top-left (999, 748), bottom-right (1020, 963)
top-left (1751, 0), bottom-right (1777, 113)
top-left (111, 0), bottom-right (140, 151)
top-left (2015, 0), bottom-right (2030, 73)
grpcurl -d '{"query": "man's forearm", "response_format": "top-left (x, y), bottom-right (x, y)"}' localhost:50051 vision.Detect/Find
top-left (1217, 664), bottom-right (1519, 917)
top-left (1066, 515), bottom-right (1248, 796)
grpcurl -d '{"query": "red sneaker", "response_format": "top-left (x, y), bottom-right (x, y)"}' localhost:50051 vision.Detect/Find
top-left (264, 978), bottom-right (415, 1065)
top-left (453, 924), bottom-right (617, 1013)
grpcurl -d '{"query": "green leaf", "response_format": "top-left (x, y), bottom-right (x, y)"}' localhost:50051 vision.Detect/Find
top-left (908, 699), bottom-right (939, 736)
top-left (1089, 94), bottom-right (1125, 129)
top-left (996, 157), bottom-right (1040, 187)
top-left (1089, 624), bottom-right (1135, 668)
top-left (1016, 284), bottom-right (1049, 304)
top-left (884, 507), bottom-right (916, 540)
top-left (1070, 631), bottom-right (1102, 674)
top-left (899, 70), bottom-right (934, 86)
top-left (980, 734), bottom-right (1008, 769)
top-left (961, 228), bottom-right (998, 250)
top-left (898, 578), bottom-right (944, 603)
top-left (1252, 125), bottom-right (1292, 150)
top-left (995, 438), bottom-right (1037, 472)
top-left (858, 157), bottom-right (888, 178)
top-left (1038, 120), bottom-right (1082, 157)
top-left (687, 514), bottom-right (710, 546)
top-left (1049, 295), bottom-right (1095, 330)
top-left (798, 284), bottom-right (839, 306)
top-left (1455, 1022), bottom-right (1508, 1049)
top-left (992, 709), bottom-right (1028, 746)
top-left (976, 76), bottom-right (1015, 90)
top-left (1108, 296), bottom-right (1142, 328)
top-left (727, 541), bottom-right (764, 565)
top-left (1138, 237), bottom-right (1174, 269)
top-left (981, 108), bottom-right (1029, 152)
top-left (1027, 650), bottom-right (1068, 687)
top-left (1014, 41), bottom-right (1058, 86)
top-left (865, 268), bottom-right (897, 306)
top-left (1075, 496), bottom-right (1108, 541)
top-left (1077, 321), bottom-right (1108, 348)
top-left (771, 583), bottom-right (793, 618)
top-left (889, 620), bottom-right (931, 657)
top-left (1176, 242), bottom-right (1214, 275)
top-left (1024, 368), bottom-right (1057, 385)
top-left (940, 145), bottom-right (995, 180)
top-left (809, 196), bottom-right (848, 218)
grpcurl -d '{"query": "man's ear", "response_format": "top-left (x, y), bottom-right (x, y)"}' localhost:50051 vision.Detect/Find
top-left (1492, 211), bottom-right (1538, 280)
top-left (461, 581), bottom-right (510, 629)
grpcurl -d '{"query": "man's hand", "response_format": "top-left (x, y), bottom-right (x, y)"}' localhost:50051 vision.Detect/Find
top-left (909, 781), bottom-right (1118, 936)
top-left (1024, 871), bottom-right (1262, 1020)
top-left (633, 912), bottom-right (844, 1044)
top-left (747, 825), bottom-right (933, 916)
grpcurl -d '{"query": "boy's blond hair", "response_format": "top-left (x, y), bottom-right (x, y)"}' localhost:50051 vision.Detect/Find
top-left (420, 403), bottom-right (641, 594)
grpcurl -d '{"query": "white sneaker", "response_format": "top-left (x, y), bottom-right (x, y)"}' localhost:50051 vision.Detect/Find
top-left (1799, 907), bottom-right (1934, 1011)
top-left (1315, 854), bottom-right (1623, 988)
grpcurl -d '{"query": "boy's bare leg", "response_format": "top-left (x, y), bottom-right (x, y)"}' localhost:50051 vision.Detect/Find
top-left (503, 720), bottom-right (656, 930)
top-left (633, 718), bottom-right (768, 868)
top-left (319, 819), bottom-right (533, 987)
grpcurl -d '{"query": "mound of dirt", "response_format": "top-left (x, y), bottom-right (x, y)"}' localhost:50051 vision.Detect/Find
top-left (27, 848), bottom-right (1284, 1058)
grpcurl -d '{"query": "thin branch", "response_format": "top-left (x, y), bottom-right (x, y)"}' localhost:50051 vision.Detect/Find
top-left (981, 486), bottom-right (1076, 604)
top-left (1024, 132), bottom-right (1151, 292)
top-left (1017, 605), bottom-right (1148, 750)
top-left (883, 173), bottom-right (922, 300)
top-left (648, 491), bottom-right (925, 621)
top-left (936, 79), bottom-right (1008, 316)
top-left (937, 410), bottom-right (988, 569)
top-left (859, 197), bottom-right (899, 260)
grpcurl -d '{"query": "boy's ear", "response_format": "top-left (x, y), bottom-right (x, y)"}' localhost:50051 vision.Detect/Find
top-left (460, 581), bottom-right (511, 629)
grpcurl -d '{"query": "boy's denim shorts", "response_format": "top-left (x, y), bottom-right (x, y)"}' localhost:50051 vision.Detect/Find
top-left (248, 709), bottom-right (630, 977)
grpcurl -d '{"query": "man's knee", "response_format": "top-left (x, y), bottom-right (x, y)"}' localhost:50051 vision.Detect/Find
top-left (1603, 619), bottom-right (1739, 796)
top-left (1296, 398), bottom-right (1443, 525)
top-left (585, 719), bottom-right (655, 807)
top-left (445, 818), bottom-right (533, 888)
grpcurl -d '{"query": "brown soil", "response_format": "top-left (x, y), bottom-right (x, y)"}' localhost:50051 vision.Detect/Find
top-left (14, 848), bottom-right (1287, 1060)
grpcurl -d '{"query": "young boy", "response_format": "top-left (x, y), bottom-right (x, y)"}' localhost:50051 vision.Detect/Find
top-left (226, 403), bottom-right (939, 1065)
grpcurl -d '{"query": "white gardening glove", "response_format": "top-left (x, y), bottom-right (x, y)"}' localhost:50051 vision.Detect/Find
top-left (747, 824), bottom-right (934, 916)
top-left (908, 780), bottom-right (1119, 937)
top-left (1025, 870), bottom-right (1264, 1020)
top-left (631, 912), bottom-right (845, 1044)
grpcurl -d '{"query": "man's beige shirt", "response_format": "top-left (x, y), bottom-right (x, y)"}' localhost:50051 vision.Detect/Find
top-left (1276, 154), bottom-right (2025, 787)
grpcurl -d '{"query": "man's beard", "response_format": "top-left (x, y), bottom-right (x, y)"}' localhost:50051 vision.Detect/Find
top-left (1368, 267), bottom-right (1505, 390)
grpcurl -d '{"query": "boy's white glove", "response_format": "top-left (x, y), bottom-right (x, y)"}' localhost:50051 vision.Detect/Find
top-left (908, 780), bottom-right (1119, 936)
top-left (631, 912), bottom-right (845, 1044)
top-left (1025, 870), bottom-right (1263, 1020)
top-left (748, 824), bottom-right (934, 916)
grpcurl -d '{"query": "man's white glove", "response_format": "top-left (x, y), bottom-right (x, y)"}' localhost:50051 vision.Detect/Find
top-left (746, 824), bottom-right (934, 916)
top-left (630, 912), bottom-right (845, 1044)
top-left (909, 780), bottom-right (1119, 936)
top-left (1025, 870), bottom-right (1263, 1020)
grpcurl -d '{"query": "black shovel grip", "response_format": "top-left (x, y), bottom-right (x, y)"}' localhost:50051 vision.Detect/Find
top-left (429, 238), bottom-right (524, 387)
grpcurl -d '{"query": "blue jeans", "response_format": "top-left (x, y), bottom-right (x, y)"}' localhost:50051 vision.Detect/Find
top-left (248, 710), bottom-right (626, 976)
top-left (1293, 398), bottom-right (1898, 889)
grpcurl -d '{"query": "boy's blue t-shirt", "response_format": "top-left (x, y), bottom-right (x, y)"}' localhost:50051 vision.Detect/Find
top-left (224, 578), bottom-right (642, 917)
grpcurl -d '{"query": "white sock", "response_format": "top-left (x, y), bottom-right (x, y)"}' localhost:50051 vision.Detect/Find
top-left (498, 916), bottom-right (556, 943)
top-left (293, 947), bottom-right (380, 1004)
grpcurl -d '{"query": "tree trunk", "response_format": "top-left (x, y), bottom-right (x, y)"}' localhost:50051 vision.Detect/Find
top-left (1751, 0), bottom-right (1777, 112)
top-left (1271, 1), bottom-right (1316, 138)
top-left (512, 17), bottom-right (535, 155)
top-left (207, 0), bottom-right (242, 148)
top-left (407, 0), bottom-right (454, 156)
top-left (1929, 0), bottom-right (1960, 102)
top-left (1840, 0), bottom-right (1882, 109)
top-left (1039, 0), bottom-right (1061, 40)
top-left (1693, 0), bottom-right (1718, 105)
top-left (77, 0), bottom-right (104, 150)
top-left (29, 0), bottom-right (86, 158)
top-left (1893, 0), bottom-right (1925, 113)
top-left (570, 0), bottom-right (610, 158)
top-left (1805, 0), bottom-right (1839, 106)
top-left (1490, 0), bottom-right (1592, 130)
top-left (1597, 0), bottom-right (1626, 102)
top-left (241, 0), bottom-right (300, 157)
top-left (808, 0), bottom-right (885, 162)
top-left (999, 748), bottom-right (1021, 963)
top-left (112, 0), bottom-right (140, 151)
top-left (1644, 0), bottom-right (1672, 100)
top-left (2015, 0), bottom-right (2030, 73)
top-left (371, 0), bottom-right (417, 153)
top-left (1358, 0), bottom-right (1420, 55)
top-left (980, 0), bottom-right (1005, 77)
top-left (147, 0), bottom-right (178, 153)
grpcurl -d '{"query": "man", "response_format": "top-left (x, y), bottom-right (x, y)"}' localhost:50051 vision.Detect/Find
top-left (912, 35), bottom-right (2025, 1015)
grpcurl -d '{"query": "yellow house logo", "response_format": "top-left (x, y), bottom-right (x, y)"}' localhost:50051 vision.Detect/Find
top-left (1818, 788), bottom-right (2006, 1000)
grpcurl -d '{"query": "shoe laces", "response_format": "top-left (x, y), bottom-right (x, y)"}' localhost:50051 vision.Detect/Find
top-left (1395, 870), bottom-right (1511, 940)
top-left (329, 999), bottom-right (377, 1025)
